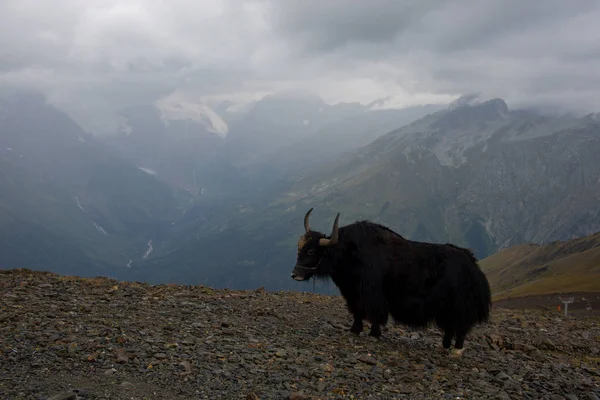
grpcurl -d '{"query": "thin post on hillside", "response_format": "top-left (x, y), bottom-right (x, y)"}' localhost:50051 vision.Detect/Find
top-left (558, 295), bottom-right (574, 316)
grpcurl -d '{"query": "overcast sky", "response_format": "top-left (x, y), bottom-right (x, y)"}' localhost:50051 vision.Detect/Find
top-left (1, 0), bottom-right (600, 134)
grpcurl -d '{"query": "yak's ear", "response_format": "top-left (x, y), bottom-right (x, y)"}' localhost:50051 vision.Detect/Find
top-left (318, 213), bottom-right (340, 247)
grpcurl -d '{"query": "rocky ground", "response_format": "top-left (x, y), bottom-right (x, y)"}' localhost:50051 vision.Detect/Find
top-left (1, 269), bottom-right (599, 400)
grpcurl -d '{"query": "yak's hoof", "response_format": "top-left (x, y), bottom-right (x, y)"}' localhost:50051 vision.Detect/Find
top-left (369, 330), bottom-right (382, 338)
top-left (449, 348), bottom-right (465, 358)
top-left (436, 343), bottom-right (450, 353)
top-left (349, 327), bottom-right (362, 336)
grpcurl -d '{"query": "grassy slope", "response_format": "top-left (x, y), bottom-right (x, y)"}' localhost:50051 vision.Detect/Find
top-left (480, 231), bottom-right (600, 300)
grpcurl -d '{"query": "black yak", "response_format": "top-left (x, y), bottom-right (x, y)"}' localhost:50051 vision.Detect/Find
top-left (291, 208), bottom-right (492, 357)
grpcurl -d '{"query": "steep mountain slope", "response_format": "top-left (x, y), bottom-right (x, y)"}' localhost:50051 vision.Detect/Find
top-left (272, 99), bottom-right (600, 258)
top-left (5, 90), bottom-right (600, 296)
top-left (261, 104), bottom-right (447, 176)
top-left (480, 231), bottom-right (600, 300)
top-left (104, 103), bottom-right (227, 196)
top-left (218, 93), bottom-right (367, 168)
top-left (0, 92), bottom-right (185, 276)
top-left (140, 98), bottom-right (600, 291)
top-left (104, 94), bottom-right (373, 199)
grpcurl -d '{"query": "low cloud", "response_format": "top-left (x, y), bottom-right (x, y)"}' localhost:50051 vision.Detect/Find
top-left (1, 0), bottom-right (599, 134)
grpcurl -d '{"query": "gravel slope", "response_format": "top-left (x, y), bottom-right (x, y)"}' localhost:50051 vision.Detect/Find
top-left (1, 269), bottom-right (599, 400)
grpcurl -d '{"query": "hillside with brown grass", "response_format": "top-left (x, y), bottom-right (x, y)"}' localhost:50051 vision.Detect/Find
top-left (480, 231), bottom-right (600, 300)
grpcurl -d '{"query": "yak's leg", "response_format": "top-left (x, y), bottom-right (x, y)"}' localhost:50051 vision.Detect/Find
top-left (369, 323), bottom-right (382, 338)
top-left (343, 295), bottom-right (364, 335)
top-left (434, 327), bottom-right (454, 352)
top-left (449, 327), bottom-right (468, 358)
top-left (367, 298), bottom-right (389, 338)
top-left (434, 314), bottom-right (453, 352)
top-left (368, 312), bottom-right (388, 338)
top-left (349, 313), bottom-right (364, 335)
top-left (442, 328), bottom-right (454, 349)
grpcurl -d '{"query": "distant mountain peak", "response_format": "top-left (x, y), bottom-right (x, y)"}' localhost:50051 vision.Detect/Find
top-left (448, 93), bottom-right (482, 109)
top-left (480, 98), bottom-right (509, 114)
top-left (448, 94), bottom-right (509, 117)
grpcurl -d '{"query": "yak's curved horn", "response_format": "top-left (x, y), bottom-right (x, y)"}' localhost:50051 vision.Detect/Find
top-left (319, 213), bottom-right (340, 246)
top-left (303, 208), bottom-right (313, 232)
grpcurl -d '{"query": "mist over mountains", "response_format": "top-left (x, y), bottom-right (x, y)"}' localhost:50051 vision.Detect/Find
top-left (2, 89), bottom-right (600, 292)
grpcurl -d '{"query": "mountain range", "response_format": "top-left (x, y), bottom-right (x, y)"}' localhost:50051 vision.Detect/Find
top-left (2, 89), bottom-right (600, 296)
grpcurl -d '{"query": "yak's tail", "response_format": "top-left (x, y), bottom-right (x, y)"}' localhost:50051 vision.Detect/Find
top-left (445, 244), bottom-right (491, 324)
top-left (465, 261), bottom-right (492, 326)
top-left (451, 257), bottom-right (492, 334)
top-left (474, 265), bottom-right (492, 323)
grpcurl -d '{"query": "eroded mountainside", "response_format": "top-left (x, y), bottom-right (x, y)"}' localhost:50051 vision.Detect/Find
top-left (3, 91), bottom-right (600, 294)
top-left (273, 99), bottom-right (600, 259)
top-left (145, 98), bottom-right (600, 291)
top-left (1, 269), bottom-right (599, 400)
top-left (0, 93), bottom-right (186, 278)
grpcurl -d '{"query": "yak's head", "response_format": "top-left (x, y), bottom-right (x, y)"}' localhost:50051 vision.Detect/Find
top-left (291, 208), bottom-right (340, 281)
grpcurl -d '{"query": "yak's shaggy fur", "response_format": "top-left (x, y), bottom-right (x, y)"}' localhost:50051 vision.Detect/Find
top-left (291, 211), bottom-right (492, 355)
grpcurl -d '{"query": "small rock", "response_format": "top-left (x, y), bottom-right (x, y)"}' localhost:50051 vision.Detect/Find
top-left (289, 392), bottom-right (308, 400)
top-left (153, 352), bottom-right (168, 360)
top-left (357, 355), bottom-right (377, 365)
top-left (542, 338), bottom-right (557, 350)
top-left (496, 372), bottom-right (511, 381)
top-left (48, 392), bottom-right (77, 400)
top-left (120, 381), bottom-right (134, 389)
top-left (399, 386), bottom-right (417, 394)
top-left (179, 360), bottom-right (192, 375)
top-left (115, 348), bottom-right (129, 363)
top-left (246, 393), bottom-right (260, 400)
top-left (497, 391), bottom-right (511, 400)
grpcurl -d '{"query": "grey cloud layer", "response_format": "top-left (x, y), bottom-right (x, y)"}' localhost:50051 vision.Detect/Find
top-left (1, 0), bottom-right (599, 133)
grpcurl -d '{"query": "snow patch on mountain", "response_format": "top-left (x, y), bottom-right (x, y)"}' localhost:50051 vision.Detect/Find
top-left (74, 196), bottom-right (84, 211)
top-left (93, 222), bottom-right (108, 236)
top-left (156, 97), bottom-right (229, 137)
top-left (142, 240), bottom-right (153, 259)
top-left (137, 167), bottom-right (157, 176)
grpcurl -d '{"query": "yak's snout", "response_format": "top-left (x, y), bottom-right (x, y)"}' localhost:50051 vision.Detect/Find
top-left (291, 266), bottom-right (308, 281)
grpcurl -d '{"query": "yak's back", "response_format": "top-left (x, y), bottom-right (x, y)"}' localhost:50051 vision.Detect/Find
top-left (342, 220), bottom-right (405, 247)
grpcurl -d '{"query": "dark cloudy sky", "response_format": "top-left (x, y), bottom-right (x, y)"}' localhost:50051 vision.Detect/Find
top-left (1, 0), bottom-right (599, 134)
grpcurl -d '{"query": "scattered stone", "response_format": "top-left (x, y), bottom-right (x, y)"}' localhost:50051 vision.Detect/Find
top-left (289, 392), bottom-right (308, 400)
top-left (496, 372), bottom-right (511, 381)
top-left (119, 381), bottom-right (134, 389)
top-left (48, 392), bottom-right (77, 400)
top-left (0, 269), bottom-right (598, 400)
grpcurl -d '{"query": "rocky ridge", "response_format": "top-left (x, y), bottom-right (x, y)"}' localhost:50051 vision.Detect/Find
top-left (1, 269), bottom-right (599, 399)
